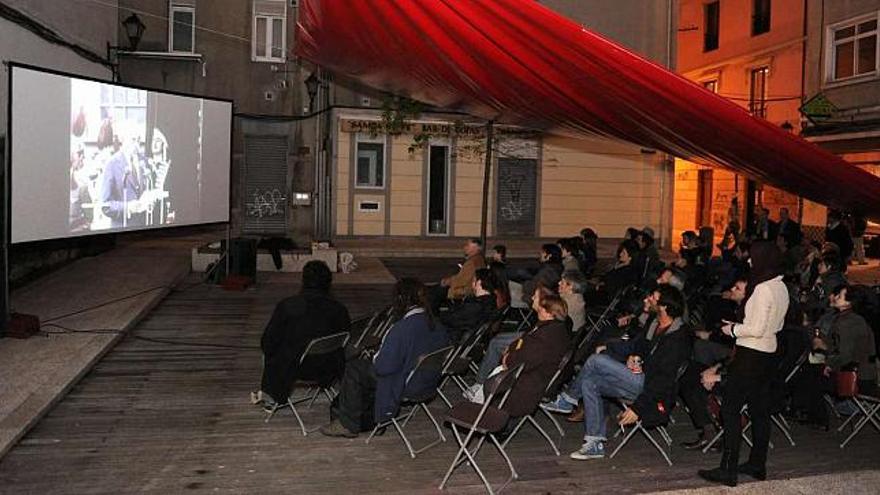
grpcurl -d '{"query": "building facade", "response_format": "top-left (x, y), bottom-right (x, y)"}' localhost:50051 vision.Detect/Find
top-left (674, 0), bottom-right (808, 242)
top-left (802, 0), bottom-right (880, 190)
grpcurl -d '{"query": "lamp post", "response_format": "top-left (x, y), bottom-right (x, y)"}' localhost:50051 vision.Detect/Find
top-left (107, 13), bottom-right (147, 81)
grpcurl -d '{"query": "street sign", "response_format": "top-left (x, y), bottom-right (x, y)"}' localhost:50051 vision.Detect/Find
top-left (800, 93), bottom-right (837, 123)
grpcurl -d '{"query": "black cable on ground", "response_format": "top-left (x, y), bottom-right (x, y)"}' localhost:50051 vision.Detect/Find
top-left (40, 322), bottom-right (260, 350)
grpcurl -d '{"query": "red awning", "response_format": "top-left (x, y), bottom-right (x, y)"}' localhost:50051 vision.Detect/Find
top-left (296, 0), bottom-right (880, 220)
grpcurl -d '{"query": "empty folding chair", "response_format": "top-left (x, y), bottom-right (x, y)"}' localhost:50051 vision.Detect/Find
top-left (502, 351), bottom-right (573, 456)
top-left (366, 345), bottom-right (455, 458)
top-left (264, 331), bottom-right (350, 436)
top-left (440, 364), bottom-right (525, 495)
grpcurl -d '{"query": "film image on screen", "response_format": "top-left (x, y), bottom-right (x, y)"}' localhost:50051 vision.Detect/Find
top-left (70, 80), bottom-right (191, 233)
top-left (10, 65), bottom-right (231, 243)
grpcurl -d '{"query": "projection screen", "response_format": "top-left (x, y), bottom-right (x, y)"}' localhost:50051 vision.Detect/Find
top-left (9, 64), bottom-right (231, 244)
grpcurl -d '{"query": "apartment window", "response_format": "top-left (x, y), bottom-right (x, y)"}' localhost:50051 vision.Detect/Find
top-left (752, 0), bottom-right (771, 36)
top-left (356, 139), bottom-right (385, 188)
top-left (749, 66), bottom-right (769, 119)
top-left (169, 4), bottom-right (195, 53)
top-left (704, 1), bottom-right (720, 52)
top-left (829, 15), bottom-right (879, 82)
top-left (702, 80), bottom-right (718, 93)
top-left (253, 0), bottom-right (286, 62)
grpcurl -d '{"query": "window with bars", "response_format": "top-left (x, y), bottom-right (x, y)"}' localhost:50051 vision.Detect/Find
top-left (828, 14), bottom-right (878, 82)
top-left (169, 3), bottom-right (195, 53)
top-left (749, 67), bottom-right (769, 119)
top-left (252, 0), bottom-right (286, 62)
top-left (356, 139), bottom-right (385, 189)
top-left (752, 0), bottom-right (771, 36)
top-left (704, 1), bottom-right (720, 52)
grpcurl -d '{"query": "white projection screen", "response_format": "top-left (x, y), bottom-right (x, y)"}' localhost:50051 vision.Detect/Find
top-left (9, 64), bottom-right (231, 243)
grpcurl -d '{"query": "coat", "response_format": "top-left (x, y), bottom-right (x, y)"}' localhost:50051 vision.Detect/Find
top-left (522, 261), bottom-right (563, 302)
top-left (613, 318), bottom-right (693, 427)
top-left (503, 319), bottom-right (570, 417)
top-left (444, 254), bottom-right (486, 299)
top-left (260, 290), bottom-right (351, 402)
top-left (100, 150), bottom-right (146, 227)
top-left (440, 294), bottom-right (498, 343)
top-left (825, 310), bottom-right (877, 384)
top-left (373, 311), bottom-right (450, 421)
top-left (826, 223), bottom-right (854, 260)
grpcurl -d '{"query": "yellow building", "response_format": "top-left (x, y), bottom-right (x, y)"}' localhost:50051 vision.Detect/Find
top-left (674, 0), bottom-right (811, 243)
top-left (330, 111), bottom-right (673, 246)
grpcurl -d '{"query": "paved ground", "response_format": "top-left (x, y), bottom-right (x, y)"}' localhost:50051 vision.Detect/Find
top-left (0, 257), bottom-right (878, 493)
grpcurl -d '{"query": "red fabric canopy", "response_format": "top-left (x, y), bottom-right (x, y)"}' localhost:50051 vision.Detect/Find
top-left (297, 0), bottom-right (880, 220)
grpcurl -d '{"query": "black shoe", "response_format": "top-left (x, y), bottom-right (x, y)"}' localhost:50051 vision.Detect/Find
top-left (681, 436), bottom-right (711, 450)
top-left (698, 467), bottom-right (737, 487)
top-left (738, 463), bottom-right (766, 481)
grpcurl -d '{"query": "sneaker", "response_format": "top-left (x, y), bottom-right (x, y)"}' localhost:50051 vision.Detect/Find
top-left (570, 440), bottom-right (605, 460)
top-left (319, 420), bottom-right (358, 438)
top-left (541, 395), bottom-right (575, 414)
top-left (463, 384), bottom-right (484, 404)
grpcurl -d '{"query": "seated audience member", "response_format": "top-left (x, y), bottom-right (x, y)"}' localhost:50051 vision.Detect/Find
top-left (559, 237), bottom-right (582, 273)
top-left (521, 244), bottom-right (564, 303)
top-left (679, 231), bottom-right (705, 265)
top-left (321, 279), bottom-right (450, 437)
top-left (656, 267), bottom-right (687, 292)
top-left (466, 286), bottom-right (556, 401)
top-left (440, 268), bottom-right (500, 343)
top-left (489, 261), bottom-right (511, 310)
top-left (598, 240), bottom-right (641, 299)
top-left (497, 293), bottom-right (571, 418)
top-left (255, 261), bottom-right (351, 408)
top-left (636, 227), bottom-right (661, 278)
top-left (792, 285), bottom-right (878, 428)
top-left (718, 230), bottom-right (738, 264)
top-left (544, 285), bottom-right (692, 460)
top-left (803, 254), bottom-right (847, 330)
top-left (559, 270), bottom-right (587, 332)
top-left (678, 278), bottom-right (746, 449)
top-left (430, 238), bottom-right (486, 308)
top-left (580, 228), bottom-right (599, 275)
top-left (625, 227), bottom-right (641, 241)
top-left (490, 244), bottom-right (507, 265)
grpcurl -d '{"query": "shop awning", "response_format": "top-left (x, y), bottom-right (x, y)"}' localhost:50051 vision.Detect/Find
top-left (296, 0), bottom-right (880, 220)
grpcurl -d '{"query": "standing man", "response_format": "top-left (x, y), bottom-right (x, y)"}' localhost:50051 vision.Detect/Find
top-left (100, 141), bottom-right (147, 228)
top-left (825, 210), bottom-right (854, 265)
top-left (777, 208), bottom-right (801, 245)
top-left (851, 214), bottom-right (868, 265)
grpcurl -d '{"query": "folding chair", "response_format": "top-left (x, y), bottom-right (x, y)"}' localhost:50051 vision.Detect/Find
top-left (264, 331), bottom-right (350, 436)
top-left (350, 308), bottom-right (387, 349)
top-left (436, 322), bottom-right (493, 407)
top-left (501, 351), bottom-right (573, 456)
top-left (609, 362), bottom-right (689, 466)
top-left (439, 364), bottom-right (525, 495)
top-left (838, 379), bottom-right (880, 448)
top-left (365, 345), bottom-right (455, 457)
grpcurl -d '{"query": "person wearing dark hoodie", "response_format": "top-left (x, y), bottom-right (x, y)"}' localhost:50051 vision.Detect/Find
top-left (698, 241), bottom-right (790, 487)
top-left (521, 243), bottom-right (564, 303)
top-left (440, 268), bottom-right (499, 343)
top-left (321, 278), bottom-right (450, 437)
top-left (255, 261), bottom-right (351, 408)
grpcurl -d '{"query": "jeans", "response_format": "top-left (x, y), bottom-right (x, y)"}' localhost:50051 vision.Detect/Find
top-left (476, 332), bottom-right (523, 383)
top-left (566, 353), bottom-right (644, 440)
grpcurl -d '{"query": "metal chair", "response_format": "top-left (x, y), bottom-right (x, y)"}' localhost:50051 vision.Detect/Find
top-left (436, 322), bottom-right (493, 407)
top-left (502, 351), bottom-right (573, 456)
top-left (366, 345), bottom-right (456, 458)
top-left (609, 362), bottom-right (689, 466)
top-left (264, 331), bottom-right (350, 436)
top-left (439, 364), bottom-right (524, 495)
top-left (838, 379), bottom-right (880, 449)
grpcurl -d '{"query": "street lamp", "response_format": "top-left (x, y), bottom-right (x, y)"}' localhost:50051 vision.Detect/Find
top-left (107, 13), bottom-right (147, 81)
top-left (305, 71), bottom-right (320, 112)
top-left (122, 13), bottom-right (147, 51)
